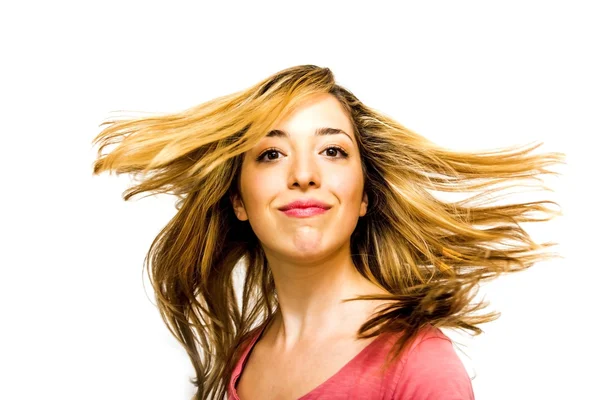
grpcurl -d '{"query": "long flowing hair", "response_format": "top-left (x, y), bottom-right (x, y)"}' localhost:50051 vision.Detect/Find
top-left (91, 65), bottom-right (564, 399)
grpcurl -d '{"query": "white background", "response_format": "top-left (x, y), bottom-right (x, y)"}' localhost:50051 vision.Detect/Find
top-left (1, 1), bottom-right (598, 399)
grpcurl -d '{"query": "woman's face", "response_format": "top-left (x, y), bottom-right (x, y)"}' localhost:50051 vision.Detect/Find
top-left (232, 93), bottom-right (368, 262)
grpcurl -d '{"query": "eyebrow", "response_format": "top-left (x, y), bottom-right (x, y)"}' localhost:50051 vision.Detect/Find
top-left (265, 127), bottom-right (354, 143)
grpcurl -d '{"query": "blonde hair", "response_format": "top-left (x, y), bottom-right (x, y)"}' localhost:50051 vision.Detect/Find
top-left (91, 64), bottom-right (564, 399)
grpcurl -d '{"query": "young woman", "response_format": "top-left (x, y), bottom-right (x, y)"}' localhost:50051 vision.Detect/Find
top-left (92, 64), bottom-right (563, 399)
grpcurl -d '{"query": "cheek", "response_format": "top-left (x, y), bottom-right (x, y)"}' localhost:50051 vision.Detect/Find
top-left (328, 167), bottom-right (364, 204)
top-left (240, 168), bottom-right (280, 215)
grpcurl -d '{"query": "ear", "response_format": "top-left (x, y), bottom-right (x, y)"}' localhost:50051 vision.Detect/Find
top-left (359, 191), bottom-right (369, 217)
top-left (231, 193), bottom-right (249, 221)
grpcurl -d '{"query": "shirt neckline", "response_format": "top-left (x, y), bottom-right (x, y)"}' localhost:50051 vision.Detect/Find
top-left (230, 323), bottom-right (390, 399)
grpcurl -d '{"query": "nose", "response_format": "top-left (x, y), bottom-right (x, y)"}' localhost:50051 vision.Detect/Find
top-left (287, 150), bottom-right (321, 190)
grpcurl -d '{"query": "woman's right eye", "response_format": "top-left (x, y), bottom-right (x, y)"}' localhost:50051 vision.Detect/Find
top-left (256, 148), bottom-right (282, 162)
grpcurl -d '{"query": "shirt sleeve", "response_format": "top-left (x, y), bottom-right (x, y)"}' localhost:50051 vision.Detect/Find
top-left (393, 336), bottom-right (475, 400)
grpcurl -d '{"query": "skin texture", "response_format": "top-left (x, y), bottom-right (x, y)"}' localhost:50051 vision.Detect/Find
top-left (232, 93), bottom-right (389, 353)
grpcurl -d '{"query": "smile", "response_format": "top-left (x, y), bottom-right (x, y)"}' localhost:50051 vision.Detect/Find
top-left (280, 207), bottom-right (329, 218)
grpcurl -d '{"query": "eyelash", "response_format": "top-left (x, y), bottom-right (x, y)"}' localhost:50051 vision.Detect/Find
top-left (256, 145), bottom-right (349, 162)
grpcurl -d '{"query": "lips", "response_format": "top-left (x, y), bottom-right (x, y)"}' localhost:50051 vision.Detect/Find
top-left (281, 207), bottom-right (329, 218)
top-left (278, 199), bottom-right (332, 218)
top-left (278, 199), bottom-right (331, 212)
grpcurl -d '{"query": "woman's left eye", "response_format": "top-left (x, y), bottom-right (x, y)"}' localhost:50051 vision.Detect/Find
top-left (322, 146), bottom-right (348, 158)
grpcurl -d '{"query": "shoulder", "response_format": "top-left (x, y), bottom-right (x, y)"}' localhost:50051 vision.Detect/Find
top-left (392, 325), bottom-right (474, 400)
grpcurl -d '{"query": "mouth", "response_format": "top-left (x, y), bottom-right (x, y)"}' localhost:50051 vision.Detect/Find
top-left (280, 207), bottom-right (329, 218)
top-left (277, 199), bottom-right (332, 218)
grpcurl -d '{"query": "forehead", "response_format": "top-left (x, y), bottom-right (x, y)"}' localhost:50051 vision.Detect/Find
top-left (272, 93), bottom-right (354, 139)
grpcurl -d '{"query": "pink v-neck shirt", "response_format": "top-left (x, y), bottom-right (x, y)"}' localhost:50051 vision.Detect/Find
top-left (228, 323), bottom-right (475, 399)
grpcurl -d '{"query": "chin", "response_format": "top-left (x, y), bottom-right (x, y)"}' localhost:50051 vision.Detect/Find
top-left (280, 240), bottom-right (349, 264)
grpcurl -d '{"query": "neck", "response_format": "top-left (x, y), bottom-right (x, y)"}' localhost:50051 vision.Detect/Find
top-left (261, 242), bottom-right (390, 351)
